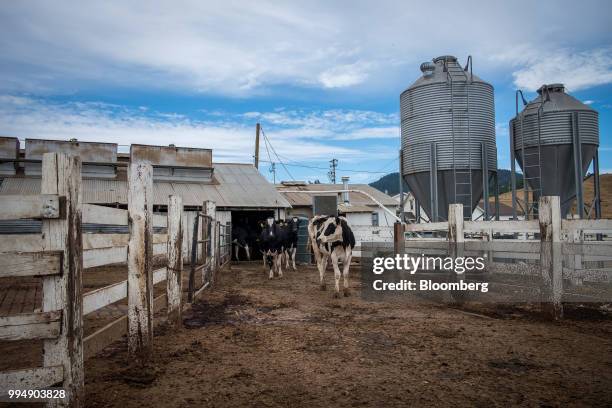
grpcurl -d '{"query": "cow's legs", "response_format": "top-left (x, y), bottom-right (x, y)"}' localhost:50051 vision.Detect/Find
top-left (245, 245), bottom-right (250, 261)
top-left (233, 242), bottom-right (240, 261)
top-left (276, 251), bottom-right (284, 277)
top-left (285, 247), bottom-right (291, 269)
top-left (342, 247), bottom-right (352, 297)
top-left (268, 251), bottom-right (274, 279)
top-left (330, 249), bottom-right (342, 298)
top-left (318, 253), bottom-right (328, 290)
top-left (291, 247), bottom-right (297, 270)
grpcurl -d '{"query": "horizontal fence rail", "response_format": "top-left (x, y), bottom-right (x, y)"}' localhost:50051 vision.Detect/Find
top-left (0, 154), bottom-right (226, 406)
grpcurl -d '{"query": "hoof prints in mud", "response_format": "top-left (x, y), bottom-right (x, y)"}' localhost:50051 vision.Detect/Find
top-left (183, 293), bottom-right (302, 328)
top-left (183, 292), bottom-right (251, 328)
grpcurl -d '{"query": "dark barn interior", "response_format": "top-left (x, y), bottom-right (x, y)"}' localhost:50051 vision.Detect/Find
top-left (231, 209), bottom-right (275, 261)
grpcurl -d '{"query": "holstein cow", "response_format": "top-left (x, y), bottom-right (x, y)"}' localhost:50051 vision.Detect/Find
top-left (232, 223), bottom-right (251, 261)
top-left (259, 217), bottom-right (284, 279)
top-left (308, 215), bottom-right (356, 298)
top-left (281, 217), bottom-right (300, 271)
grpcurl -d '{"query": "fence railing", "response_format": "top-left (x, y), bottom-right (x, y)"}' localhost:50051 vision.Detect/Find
top-left (0, 153), bottom-right (224, 406)
top-left (395, 196), bottom-right (612, 320)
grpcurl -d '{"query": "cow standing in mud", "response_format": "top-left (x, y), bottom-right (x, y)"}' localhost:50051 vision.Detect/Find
top-left (232, 223), bottom-right (252, 261)
top-left (282, 217), bottom-right (300, 271)
top-left (308, 215), bottom-right (356, 298)
top-left (259, 217), bottom-right (283, 279)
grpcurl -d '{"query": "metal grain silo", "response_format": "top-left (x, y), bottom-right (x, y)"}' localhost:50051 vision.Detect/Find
top-left (400, 55), bottom-right (497, 221)
top-left (510, 84), bottom-right (600, 218)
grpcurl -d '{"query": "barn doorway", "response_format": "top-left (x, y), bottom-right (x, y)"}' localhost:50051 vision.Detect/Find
top-left (230, 210), bottom-right (275, 261)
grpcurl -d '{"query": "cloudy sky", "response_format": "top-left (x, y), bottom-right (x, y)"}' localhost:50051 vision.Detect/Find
top-left (1, 0), bottom-right (611, 183)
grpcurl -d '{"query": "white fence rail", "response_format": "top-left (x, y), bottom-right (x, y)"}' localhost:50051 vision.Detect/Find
top-left (0, 153), bottom-right (224, 406)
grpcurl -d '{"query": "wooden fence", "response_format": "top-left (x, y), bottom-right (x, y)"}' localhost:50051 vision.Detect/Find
top-left (0, 153), bottom-right (224, 406)
top-left (394, 196), bottom-right (612, 320)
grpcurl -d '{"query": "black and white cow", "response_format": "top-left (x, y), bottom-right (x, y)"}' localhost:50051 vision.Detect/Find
top-left (308, 215), bottom-right (356, 298)
top-left (259, 217), bottom-right (284, 279)
top-left (281, 217), bottom-right (300, 271)
top-left (232, 223), bottom-right (252, 261)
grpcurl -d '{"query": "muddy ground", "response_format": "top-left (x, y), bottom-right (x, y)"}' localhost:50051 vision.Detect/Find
top-left (82, 262), bottom-right (612, 408)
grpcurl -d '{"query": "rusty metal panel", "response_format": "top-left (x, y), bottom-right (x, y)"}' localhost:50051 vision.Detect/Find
top-left (0, 163), bottom-right (291, 209)
top-left (130, 145), bottom-right (212, 167)
top-left (25, 139), bottom-right (117, 178)
top-left (0, 137), bottom-right (19, 176)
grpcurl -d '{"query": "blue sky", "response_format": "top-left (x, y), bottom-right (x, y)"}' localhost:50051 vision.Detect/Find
top-left (0, 0), bottom-right (611, 184)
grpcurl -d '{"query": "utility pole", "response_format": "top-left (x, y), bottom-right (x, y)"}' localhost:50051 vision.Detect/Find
top-left (269, 162), bottom-right (276, 184)
top-left (328, 158), bottom-right (338, 184)
top-left (254, 122), bottom-right (261, 169)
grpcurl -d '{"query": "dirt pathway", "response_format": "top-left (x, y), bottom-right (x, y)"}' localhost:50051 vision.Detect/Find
top-left (85, 263), bottom-right (612, 407)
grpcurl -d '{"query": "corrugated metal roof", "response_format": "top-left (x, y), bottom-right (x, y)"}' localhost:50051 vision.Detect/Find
top-left (276, 183), bottom-right (397, 207)
top-left (0, 163), bottom-right (291, 209)
top-left (338, 203), bottom-right (373, 213)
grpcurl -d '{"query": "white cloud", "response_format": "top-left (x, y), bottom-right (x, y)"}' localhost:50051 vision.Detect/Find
top-left (494, 47), bottom-right (612, 91)
top-left (584, 100), bottom-right (595, 105)
top-left (1, 1), bottom-right (610, 95)
top-left (0, 95), bottom-right (397, 163)
top-left (318, 63), bottom-right (370, 88)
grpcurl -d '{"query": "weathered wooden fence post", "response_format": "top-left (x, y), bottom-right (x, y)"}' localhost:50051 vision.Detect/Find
top-left (127, 161), bottom-right (154, 360)
top-left (41, 152), bottom-right (84, 407)
top-left (539, 196), bottom-right (563, 320)
top-left (204, 200), bottom-right (216, 280)
top-left (166, 195), bottom-right (183, 328)
top-left (393, 222), bottom-right (404, 255)
top-left (448, 204), bottom-right (464, 259)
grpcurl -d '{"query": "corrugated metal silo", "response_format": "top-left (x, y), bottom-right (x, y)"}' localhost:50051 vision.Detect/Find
top-left (400, 55), bottom-right (497, 221)
top-left (510, 84), bottom-right (599, 218)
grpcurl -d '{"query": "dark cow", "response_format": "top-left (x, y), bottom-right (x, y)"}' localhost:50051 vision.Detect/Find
top-left (281, 217), bottom-right (300, 271)
top-left (307, 215), bottom-right (356, 297)
top-left (232, 223), bottom-right (252, 261)
top-left (259, 217), bottom-right (284, 279)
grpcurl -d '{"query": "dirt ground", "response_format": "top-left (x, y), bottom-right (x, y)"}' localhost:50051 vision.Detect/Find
top-left (82, 262), bottom-right (612, 408)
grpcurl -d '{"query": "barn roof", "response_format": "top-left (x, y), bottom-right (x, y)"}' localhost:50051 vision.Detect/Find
top-left (0, 163), bottom-right (291, 209)
top-left (276, 183), bottom-right (397, 207)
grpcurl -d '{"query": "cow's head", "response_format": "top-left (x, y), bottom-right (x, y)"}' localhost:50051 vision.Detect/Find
top-left (290, 217), bottom-right (299, 232)
top-left (317, 216), bottom-right (343, 244)
top-left (265, 251), bottom-right (275, 268)
top-left (266, 217), bottom-right (275, 228)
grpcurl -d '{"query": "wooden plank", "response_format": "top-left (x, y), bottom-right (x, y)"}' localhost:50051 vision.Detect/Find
top-left (82, 204), bottom-right (127, 225)
top-left (83, 315), bottom-right (127, 361)
top-left (404, 221), bottom-right (448, 232)
top-left (82, 233), bottom-right (167, 250)
top-left (83, 281), bottom-right (127, 316)
top-left (0, 235), bottom-right (43, 252)
top-left (0, 251), bottom-right (62, 278)
top-left (0, 366), bottom-right (64, 395)
top-left (166, 196), bottom-right (183, 327)
top-left (84, 292), bottom-right (170, 361)
top-left (562, 219), bottom-right (612, 232)
top-left (127, 160), bottom-right (154, 360)
top-left (563, 243), bottom-right (612, 257)
top-left (40, 152), bottom-right (84, 405)
top-left (84, 246), bottom-right (127, 268)
top-left (153, 242), bottom-right (166, 256)
top-left (0, 194), bottom-right (62, 220)
top-left (153, 213), bottom-right (167, 228)
top-left (0, 311), bottom-right (61, 341)
top-left (464, 220), bottom-right (540, 233)
top-left (464, 241), bottom-right (540, 253)
top-left (82, 267), bottom-right (165, 316)
top-left (563, 267), bottom-right (612, 283)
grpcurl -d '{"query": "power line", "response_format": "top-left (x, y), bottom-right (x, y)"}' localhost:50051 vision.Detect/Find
top-left (258, 159), bottom-right (390, 175)
top-left (260, 127), bottom-right (295, 181)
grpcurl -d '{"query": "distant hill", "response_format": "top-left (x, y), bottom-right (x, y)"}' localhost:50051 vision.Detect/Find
top-left (369, 169), bottom-right (523, 197)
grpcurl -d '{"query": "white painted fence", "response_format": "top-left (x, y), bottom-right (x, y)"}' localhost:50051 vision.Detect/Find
top-left (399, 197), bottom-right (612, 320)
top-left (0, 153), bottom-right (224, 407)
